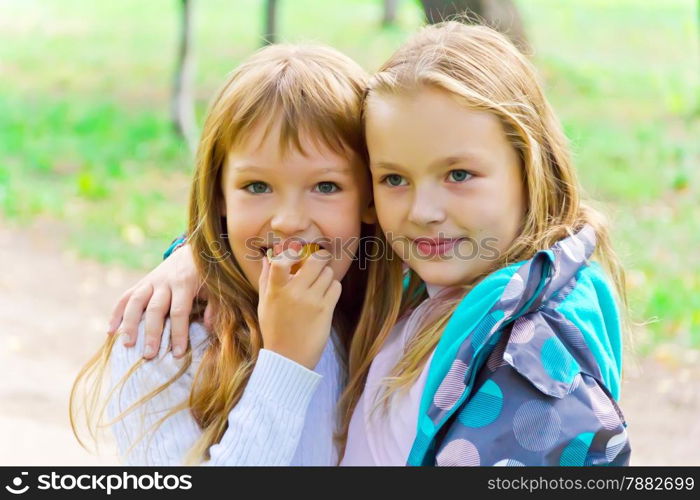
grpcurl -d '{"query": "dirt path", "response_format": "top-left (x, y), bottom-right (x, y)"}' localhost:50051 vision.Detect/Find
top-left (0, 222), bottom-right (698, 466)
top-left (0, 222), bottom-right (138, 465)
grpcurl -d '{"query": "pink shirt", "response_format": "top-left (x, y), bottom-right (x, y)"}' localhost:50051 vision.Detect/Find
top-left (341, 284), bottom-right (444, 466)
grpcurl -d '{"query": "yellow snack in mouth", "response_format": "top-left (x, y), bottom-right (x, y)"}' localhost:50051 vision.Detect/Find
top-left (291, 243), bottom-right (322, 273)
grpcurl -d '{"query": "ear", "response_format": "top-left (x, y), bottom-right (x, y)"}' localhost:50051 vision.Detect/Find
top-left (361, 198), bottom-right (377, 225)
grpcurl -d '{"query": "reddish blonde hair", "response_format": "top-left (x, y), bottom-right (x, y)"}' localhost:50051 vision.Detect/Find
top-left (71, 43), bottom-right (370, 462)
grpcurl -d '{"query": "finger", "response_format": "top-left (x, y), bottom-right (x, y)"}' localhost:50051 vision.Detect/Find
top-left (108, 286), bottom-right (135, 335)
top-left (143, 286), bottom-right (172, 359)
top-left (324, 280), bottom-right (343, 306)
top-left (268, 248), bottom-right (301, 288)
top-left (170, 282), bottom-right (196, 358)
top-left (258, 252), bottom-right (271, 296)
top-left (120, 284), bottom-right (154, 346)
top-left (293, 250), bottom-right (333, 288)
top-left (308, 265), bottom-right (335, 296)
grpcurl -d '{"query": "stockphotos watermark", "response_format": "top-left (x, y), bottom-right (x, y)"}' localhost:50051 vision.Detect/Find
top-left (198, 232), bottom-right (502, 267)
top-left (4, 471), bottom-right (192, 495)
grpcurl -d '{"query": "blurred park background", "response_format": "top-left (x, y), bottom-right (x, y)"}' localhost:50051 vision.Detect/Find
top-left (0, 0), bottom-right (698, 465)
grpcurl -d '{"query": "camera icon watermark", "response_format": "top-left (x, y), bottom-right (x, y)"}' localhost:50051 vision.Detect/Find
top-left (5, 472), bottom-right (29, 495)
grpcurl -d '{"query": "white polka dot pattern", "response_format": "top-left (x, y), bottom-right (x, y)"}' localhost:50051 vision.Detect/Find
top-left (513, 400), bottom-right (562, 452)
top-left (436, 439), bottom-right (481, 466)
top-left (433, 359), bottom-right (469, 410)
top-left (606, 430), bottom-right (628, 462)
top-left (487, 340), bottom-right (507, 372)
top-left (509, 317), bottom-right (535, 344)
top-left (493, 458), bottom-right (525, 466)
top-left (502, 273), bottom-right (525, 301)
top-left (590, 383), bottom-right (621, 430)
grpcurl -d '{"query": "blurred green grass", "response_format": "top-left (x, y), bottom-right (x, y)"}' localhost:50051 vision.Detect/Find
top-left (1, 0), bottom-right (698, 352)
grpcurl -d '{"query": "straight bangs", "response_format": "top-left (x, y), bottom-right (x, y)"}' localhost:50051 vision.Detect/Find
top-left (203, 44), bottom-right (368, 171)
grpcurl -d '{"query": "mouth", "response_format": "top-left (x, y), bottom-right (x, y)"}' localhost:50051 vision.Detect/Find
top-left (412, 237), bottom-right (465, 257)
top-left (258, 239), bottom-right (330, 258)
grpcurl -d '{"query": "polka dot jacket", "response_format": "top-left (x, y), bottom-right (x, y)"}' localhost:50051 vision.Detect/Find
top-left (407, 225), bottom-right (631, 466)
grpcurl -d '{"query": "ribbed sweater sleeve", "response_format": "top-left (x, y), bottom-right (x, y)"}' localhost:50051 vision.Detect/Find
top-left (107, 320), bottom-right (341, 465)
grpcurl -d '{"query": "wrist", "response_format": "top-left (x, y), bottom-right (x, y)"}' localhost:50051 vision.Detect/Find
top-left (263, 341), bottom-right (318, 370)
top-left (247, 349), bottom-right (322, 411)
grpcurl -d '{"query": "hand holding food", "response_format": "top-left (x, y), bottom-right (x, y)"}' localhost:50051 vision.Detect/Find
top-left (258, 242), bottom-right (341, 369)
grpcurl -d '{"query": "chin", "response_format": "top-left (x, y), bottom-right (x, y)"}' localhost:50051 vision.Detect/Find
top-left (409, 260), bottom-right (475, 288)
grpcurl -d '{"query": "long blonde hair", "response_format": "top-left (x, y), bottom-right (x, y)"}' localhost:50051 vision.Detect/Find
top-left (71, 43), bottom-right (370, 463)
top-left (336, 22), bottom-right (628, 456)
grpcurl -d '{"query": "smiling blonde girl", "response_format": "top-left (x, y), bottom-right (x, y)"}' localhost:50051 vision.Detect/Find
top-left (338, 22), bottom-right (631, 466)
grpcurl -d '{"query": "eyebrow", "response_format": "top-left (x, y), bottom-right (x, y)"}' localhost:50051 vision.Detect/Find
top-left (371, 154), bottom-right (486, 172)
top-left (232, 165), bottom-right (355, 175)
top-left (231, 165), bottom-right (268, 173)
top-left (371, 161), bottom-right (407, 172)
top-left (321, 167), bottom-right (354, 175)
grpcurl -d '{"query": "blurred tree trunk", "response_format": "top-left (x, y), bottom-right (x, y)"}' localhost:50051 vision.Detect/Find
top-left (382, 0), bottom-right (399, 26)
top-left (172, 0), bottom-right (197, 153)
top-left (419, 0), bottom-right (529, 53)
top-left (263, 0), bottom-right (278, 45)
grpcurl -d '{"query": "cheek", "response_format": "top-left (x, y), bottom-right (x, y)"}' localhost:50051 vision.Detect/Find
top-left (223, 198), bottom-right (267, 280)
top-left (509, 186), bottom-right (527, 228)
top-left (317, 196), bottom-right (366, 280)
top-left (330, 237), bottom-right (359, 281)
top-left (499, 174), bottom-right (527, 235)
top-left (225, 200), bottom-right (261, 243)
top-left (320, 193), bottom-right (364, 235)
top-left (473, 183), bottom-right (526, 249)
top-left (323, 214), bottom-right (361, 265)
top-left (372, 189), bottom-right (403, 231)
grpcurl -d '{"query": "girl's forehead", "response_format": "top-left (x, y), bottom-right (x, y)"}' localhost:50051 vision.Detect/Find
top-left (226, 140), bottom-right (358, 173)
top-left (365, 89), bottom-right (511, 168)
top-left (221, 143), bottom-right (370, 191)
top-left (230, 119), bottom-right (358, 168)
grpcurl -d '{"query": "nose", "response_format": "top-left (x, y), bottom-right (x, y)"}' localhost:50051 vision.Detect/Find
top-left (408, 183), bottom-right (446, 226)
top-left (270, 194), bottom-right (311, 236)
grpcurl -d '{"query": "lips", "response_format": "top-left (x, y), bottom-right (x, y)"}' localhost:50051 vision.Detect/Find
top-left (413, 237), bottom-right (464, 257)
top-left (260, 239), bottom-right (329, 257)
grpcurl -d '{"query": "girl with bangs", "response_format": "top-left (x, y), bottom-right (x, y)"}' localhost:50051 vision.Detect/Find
top-left (102, 22), bottom-right (631, 466)
top-left (71, 43), bottom-right (375, 465)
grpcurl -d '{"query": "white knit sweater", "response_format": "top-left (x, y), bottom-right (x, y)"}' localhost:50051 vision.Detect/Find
top-left (107, 320), bottom-right (344, 465)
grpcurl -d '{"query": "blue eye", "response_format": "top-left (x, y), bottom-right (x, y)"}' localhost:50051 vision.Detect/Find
top-left (448, 169), bottom-right (472, 183)
top-left (244, 182), bottom-right (271, 194)
top-left (383, 174), bottom-right (407, 187)
top-left (316, 182), bottom-right (340, 194)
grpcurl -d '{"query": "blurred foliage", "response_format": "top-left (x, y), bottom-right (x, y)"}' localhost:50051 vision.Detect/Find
top-left (0, 0), bottom-right (698, 352)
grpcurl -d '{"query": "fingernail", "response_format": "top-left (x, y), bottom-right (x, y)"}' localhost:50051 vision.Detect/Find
top-left (143, 345), bottom-right (155, 358)
top-left (266, 248), bottom-right (273, 261)
top-left (121, 333), bottom-right (130, 346)
top-left (173, 346), bottom-right (184, 357)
